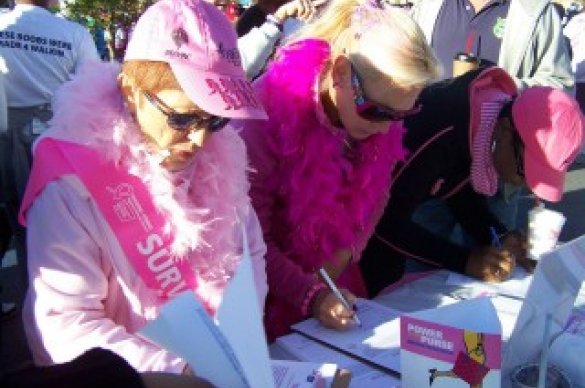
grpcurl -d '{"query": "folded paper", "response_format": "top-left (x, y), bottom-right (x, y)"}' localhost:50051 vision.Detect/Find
top-left (400, 297), bottom-right (502, 388)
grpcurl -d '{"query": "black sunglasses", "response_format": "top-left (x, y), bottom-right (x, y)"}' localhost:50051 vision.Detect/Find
top-left (143, 91), bottom-right (228, 132)
top-left (350, 64), bottom-right (421, 122)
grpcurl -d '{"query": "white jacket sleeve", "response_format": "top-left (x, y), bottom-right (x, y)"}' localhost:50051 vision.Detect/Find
top-left (503, 2), bottom-right (575, 94)
top-left (243, 206), bottom-right (268, 311)
top-left (25, 179), bottom-right (186, 373)
top-left (0, 64), bottom-right (7, 132)
top-left (238, 22), bottom-right (282, 79)
top-left (74, 25), bottom-right (99, 73)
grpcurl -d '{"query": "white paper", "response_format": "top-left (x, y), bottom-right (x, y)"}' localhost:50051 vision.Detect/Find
top-left (271, 359), bottom-right (338, 388)
top-left (216, 239), bottom-right (274, 388)
top-left (375, 270), bottom-right (460, 312)
top-left (446, 267), bottom-right (532, 300)
top-left (140, 291), bottom-right (249, 387)
top-left (489, 295), bottom-right (523, 341)
top-left (291, 299), bottom-right (402, 373)
top-left (276, 333), bottom-right (401, 388)
top-left (140, 228), bottom-right (275, 388)
top-left (403, 296), bottom-right (501, 334)
top-left (503, 235), bottom-right (585, 384)
top-left (276, 333), bottom-right (378, 377)
top-left (349, 371), bottom-right (401, 388)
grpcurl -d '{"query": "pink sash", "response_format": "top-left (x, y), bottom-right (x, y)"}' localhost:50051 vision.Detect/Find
top-left (20, 138), bottom-right (197, 299)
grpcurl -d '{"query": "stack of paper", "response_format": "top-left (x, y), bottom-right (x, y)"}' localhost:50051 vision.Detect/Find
top-left (446, 267), bottom-right (532, 300)
top-left (276, 333), bottom-right (400, 388)
top-left (291, 299), bottom-right (402, 374)
top-left (139, 235), bottom-right (343, 387)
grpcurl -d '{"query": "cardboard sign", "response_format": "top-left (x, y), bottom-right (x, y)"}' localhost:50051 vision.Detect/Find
top-left (400, 298), bottom-right (502, 388)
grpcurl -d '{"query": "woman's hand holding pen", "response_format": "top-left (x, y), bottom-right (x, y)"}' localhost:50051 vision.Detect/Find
top-left (501, 231), bottom-right (535, 272)
top-left (312, 288), bottom-right (358, 330)
top-left (466, 228), bottom-right (533, 282)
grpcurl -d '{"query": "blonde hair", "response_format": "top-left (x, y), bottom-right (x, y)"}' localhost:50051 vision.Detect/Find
top-left (288, 0), bottom-right (440, 88)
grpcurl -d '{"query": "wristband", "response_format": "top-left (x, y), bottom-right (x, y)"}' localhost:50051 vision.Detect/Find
top-left (266, 14), bottom-right (284, 32)
top-left (300, 282), bottom-right (328, 317)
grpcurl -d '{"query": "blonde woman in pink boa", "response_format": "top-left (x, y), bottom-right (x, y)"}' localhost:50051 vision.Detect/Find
top-left (230, 0), bottom-right (440, 341)
top-left (19, 0), bottom-right (269, 374)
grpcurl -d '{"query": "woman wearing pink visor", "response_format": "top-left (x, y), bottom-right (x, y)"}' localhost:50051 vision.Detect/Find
top-left (361, 67), bottom-right (584, 297)
top-left (19, 0), bottom-right (268, 374)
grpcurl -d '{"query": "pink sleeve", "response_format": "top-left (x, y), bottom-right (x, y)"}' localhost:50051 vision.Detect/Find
top-left (235, 119), bottom-right (319, 313)
top-left (25, 180), bottom-right (186, 373)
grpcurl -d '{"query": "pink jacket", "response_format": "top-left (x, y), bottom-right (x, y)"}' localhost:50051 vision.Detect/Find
top-left (21, 62), bottom-right (268, 372)
top-left (231, 39), bottom-right (406, 340)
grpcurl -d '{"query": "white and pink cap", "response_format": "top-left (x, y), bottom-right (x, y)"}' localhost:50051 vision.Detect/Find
top-left (124, 0), bottom-right (267, 120)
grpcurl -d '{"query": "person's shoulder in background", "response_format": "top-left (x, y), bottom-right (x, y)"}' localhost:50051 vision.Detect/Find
top-left (0, 347), bottom-right (215, 388)
top-left (0, 348), bottom-right (144, 388)
top-left (236, 4), bottom-right (268, 36)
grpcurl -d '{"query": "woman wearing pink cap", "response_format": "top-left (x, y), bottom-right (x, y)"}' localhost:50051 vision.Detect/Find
top-left (360, 66), bottom-right (585, 297)
top-left (230, 0), bottom-right (440, 340)
top-left (20, 0), bottom-right (268, 374)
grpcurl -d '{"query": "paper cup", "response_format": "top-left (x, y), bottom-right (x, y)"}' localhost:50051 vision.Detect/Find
top-left (510, 363), bottom-right (572, 388)
top-left (527, 207), bottom-right (566, 260)
top-left (453, 52), bottom-right (480, 77)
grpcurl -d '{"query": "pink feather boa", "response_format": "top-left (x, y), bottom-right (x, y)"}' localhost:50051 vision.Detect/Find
top-left (43, 61), bottom-right (250, 298)
top-left (257, 39), bottom-right (406, 270)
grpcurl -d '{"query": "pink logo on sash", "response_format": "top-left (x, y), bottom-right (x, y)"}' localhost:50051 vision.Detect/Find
top-left (22, 139), bottom-right (198, 300)
top-left (108, 183), bottom-right (153, 232)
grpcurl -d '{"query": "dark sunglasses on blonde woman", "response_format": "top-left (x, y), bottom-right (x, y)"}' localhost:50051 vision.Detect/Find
top-left (350, 63), bottom-right (422, 122)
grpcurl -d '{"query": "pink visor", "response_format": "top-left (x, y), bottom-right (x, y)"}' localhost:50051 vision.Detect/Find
top-left (512, 87), bottom-right (584, 202)
top-left (124, 0), bottom-right (267, 121)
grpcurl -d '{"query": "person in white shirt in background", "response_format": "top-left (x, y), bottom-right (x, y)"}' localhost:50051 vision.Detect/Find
top-left (0, 0), bottom-right (98, 302)
top-left (0, 57), bottom-right (16, 320)
top-left (235, 0), bottom-right (327, 79)
top-left (562, 1), bottom-right (585, 156)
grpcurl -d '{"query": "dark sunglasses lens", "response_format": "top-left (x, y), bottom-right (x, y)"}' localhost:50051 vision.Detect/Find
top-left (208, 117), bottom-right (229, 132)
top-left (169, 114), bottom-right (197, 130)
top-left (359, 106), bottom-right (395, 122)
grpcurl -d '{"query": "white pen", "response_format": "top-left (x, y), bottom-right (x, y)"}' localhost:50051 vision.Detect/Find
top-left (318, 267), bottom-right (362, 327)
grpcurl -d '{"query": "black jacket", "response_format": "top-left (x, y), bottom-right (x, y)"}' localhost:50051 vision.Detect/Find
top-left (0, 348), bottom-right (144, 388)
top-left (361, 68), bottom-right (508, 296)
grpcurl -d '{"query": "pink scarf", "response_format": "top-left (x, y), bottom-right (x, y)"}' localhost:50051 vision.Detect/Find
top-left (258, 39), bottom-right (406, 269)
top-left (21, 61), bottom-right (251, 311)
top-left (257, 40), bottom-right (406, 339)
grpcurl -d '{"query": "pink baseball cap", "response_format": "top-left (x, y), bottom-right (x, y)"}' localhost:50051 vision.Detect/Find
top-left (512, 87), bottom-right (584, 202)
top-left (124, 0), bottom-right (267, 120)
